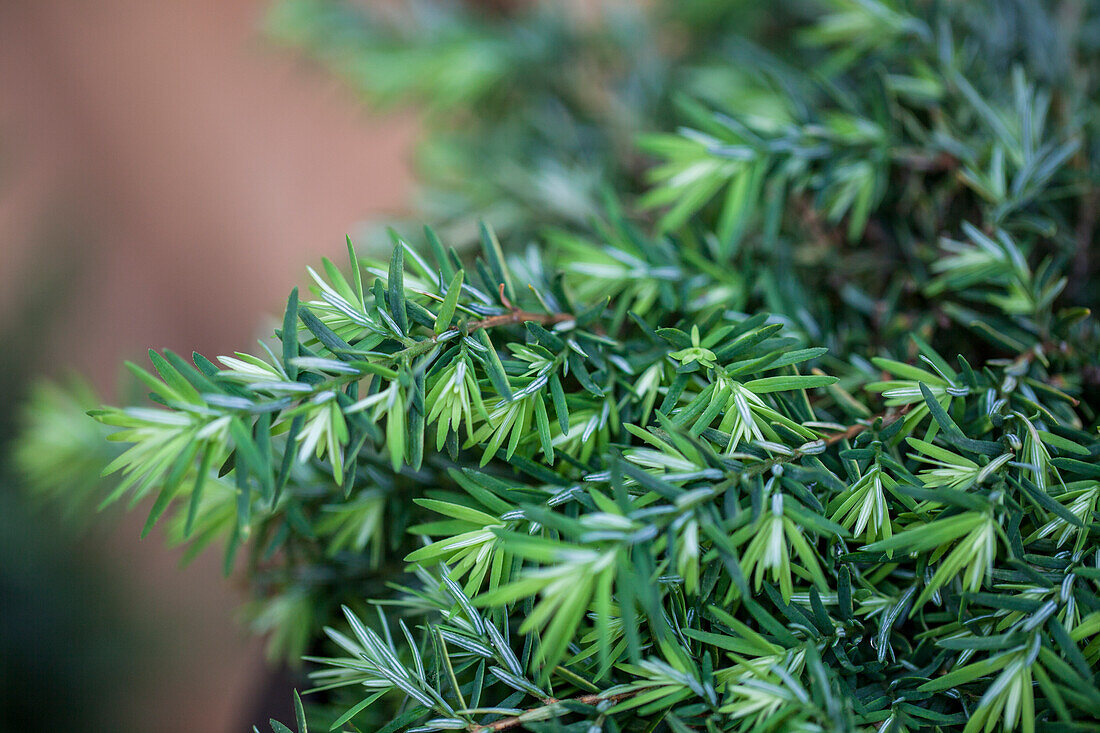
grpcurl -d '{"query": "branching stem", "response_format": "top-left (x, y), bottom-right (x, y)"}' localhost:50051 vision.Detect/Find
top-left (395, 299), bottom-right (573, 359)
top-left (473, 691), bottom-right (637, 732)
top-left (822, 403), bottom-right (914, 448)
top-left (747, 403), bottom-right (914, 478)
top-left (465, 309), bottom-right (574, 334)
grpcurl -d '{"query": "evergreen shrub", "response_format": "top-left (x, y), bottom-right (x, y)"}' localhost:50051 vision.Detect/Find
top-left (17, 2), bottom-right (1100, 731)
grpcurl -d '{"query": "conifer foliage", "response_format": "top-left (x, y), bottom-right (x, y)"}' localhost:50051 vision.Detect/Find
top-left (17, 1), bottom-right (1100, 732)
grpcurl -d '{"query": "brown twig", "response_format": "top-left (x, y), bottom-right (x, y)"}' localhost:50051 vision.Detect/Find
top-left (466, 309), bottom-right (574, 333)
top-left (892, 149), bottom-right (959, 173)
top-left (744, 403), bottom-right (915, 480)
top-left (405, 293), bottom-right (573, 354)
top-left (822, 403), bottom-right (914, 448)
top-left (463, 283), bottom-right (571, 332)
top-left (474, 691), bottom-right (638, 732)
top-left (794, 195), bottom-right (847, 250)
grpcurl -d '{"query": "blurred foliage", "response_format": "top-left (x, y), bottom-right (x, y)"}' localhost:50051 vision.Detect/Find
top-left (264, 0), bottom-right (804, 245)
top-left (17, 1), bottom-right (1100, 732)
top-left (0, 487), bottom-right (136, 732)
top-left (0, 234), bottom-right (139, 732)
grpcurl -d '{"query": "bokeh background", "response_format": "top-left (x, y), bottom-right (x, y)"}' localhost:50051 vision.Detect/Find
top-left (0, 1), bottom-right (414, 730)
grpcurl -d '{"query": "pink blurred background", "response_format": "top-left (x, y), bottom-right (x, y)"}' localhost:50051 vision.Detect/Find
top-left (0, 1), bottom-right (416, 729)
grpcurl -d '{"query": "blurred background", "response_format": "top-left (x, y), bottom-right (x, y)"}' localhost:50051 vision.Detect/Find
top-left (0, 1), bottom-right (414, 730)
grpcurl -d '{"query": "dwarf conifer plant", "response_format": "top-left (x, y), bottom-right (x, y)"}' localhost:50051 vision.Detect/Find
top-left (16, 1), bottom-right (1100, 732)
